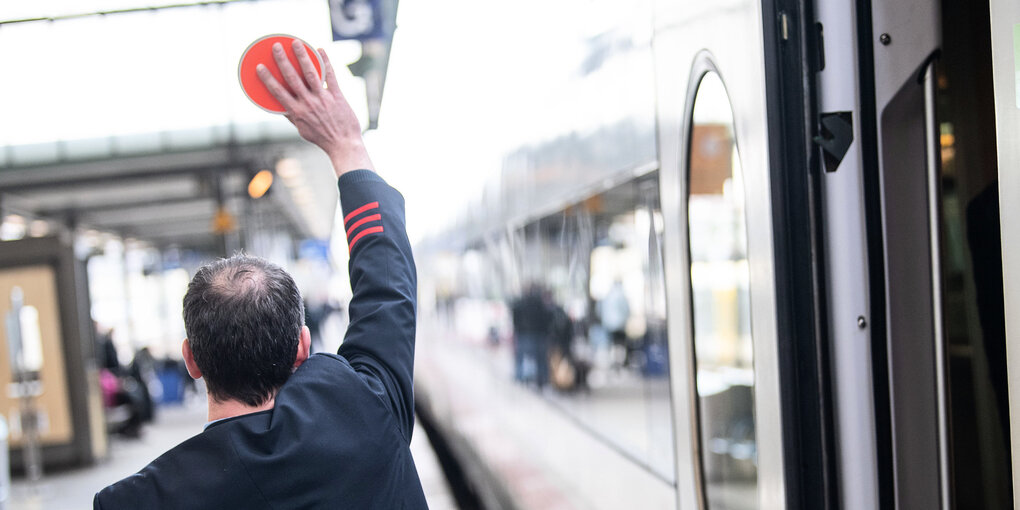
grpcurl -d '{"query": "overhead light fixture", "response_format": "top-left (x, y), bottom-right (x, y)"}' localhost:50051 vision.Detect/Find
top-left (212, 207), bottom-right (237, 234)
top-left (0, 215), bottom-right (26, 241)
top-left (248, 169), bottom-right (274, 199)
top-left (275, 158), bottom-right (301, 180)
top-left (28, 220), bottom-right (49, 238)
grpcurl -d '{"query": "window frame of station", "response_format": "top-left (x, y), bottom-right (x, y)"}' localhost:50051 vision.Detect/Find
top-left (469, 165), bottom-right (679, 483)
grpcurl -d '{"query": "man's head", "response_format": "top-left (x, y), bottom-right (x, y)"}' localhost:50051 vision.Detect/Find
top-left (181, 255), bottom-right (309, 407)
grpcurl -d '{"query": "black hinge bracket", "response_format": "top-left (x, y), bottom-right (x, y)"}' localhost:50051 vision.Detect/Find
top-left (811, 23), bottom-right (825, 73)
top-left (813, 111), bottom-right (853, 173)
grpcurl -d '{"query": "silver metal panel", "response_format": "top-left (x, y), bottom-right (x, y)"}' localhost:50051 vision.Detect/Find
top-left (870, 1), bottom-right (940, 108)
top-left (813, 0), bottom-right (879, 508)
top-left (986, 0), bottom-right (1020, 505)
top-left (735, 4), bottom-right (786, 507)
top-left (870, 1), bottom-right (944, 508)
top-left (653, 23), bottom-right (701, 508)
top-left (878, 69), bottom-right (941, 510)
top-left (653, 0), bottom-right (785, 507)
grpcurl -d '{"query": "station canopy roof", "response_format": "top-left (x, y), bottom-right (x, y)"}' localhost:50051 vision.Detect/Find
top-left (0, 123), bottom-right (340, 254)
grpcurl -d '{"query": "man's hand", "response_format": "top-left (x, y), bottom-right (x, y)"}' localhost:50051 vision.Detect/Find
top-left (257, 41), bottom-right (374, 178)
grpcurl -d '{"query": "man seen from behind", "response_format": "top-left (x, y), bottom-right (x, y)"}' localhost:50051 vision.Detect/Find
top-left (93, 41), bottom-right (427, 509)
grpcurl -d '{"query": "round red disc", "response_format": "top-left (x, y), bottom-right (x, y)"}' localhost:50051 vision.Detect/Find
top-left (238, 34), bottom-right (323, 114)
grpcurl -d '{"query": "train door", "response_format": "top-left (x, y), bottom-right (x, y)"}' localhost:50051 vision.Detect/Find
top-left (815, 0), bottom-right (944, 505)
top-left (857, 1), bottom-right (946, 507)
top-left (987, 0), bottom-right (1020, 507)
top-left (816, 0), bottom-right (1013, 507)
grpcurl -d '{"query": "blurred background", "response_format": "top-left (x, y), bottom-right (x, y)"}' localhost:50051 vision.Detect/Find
top-left (0, 1), bottom-right (470, 508)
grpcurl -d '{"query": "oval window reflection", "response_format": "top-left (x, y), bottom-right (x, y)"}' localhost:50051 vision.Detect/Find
top-left (687, 71), bottom-right (757, 509)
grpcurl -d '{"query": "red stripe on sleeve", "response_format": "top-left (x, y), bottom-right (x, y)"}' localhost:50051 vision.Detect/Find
top-left (344, 202), bottom-right (379, 225)
top-left (346, 214), bottom-right (382, 238)
top-left (348, 226), bottom-right (384, 251)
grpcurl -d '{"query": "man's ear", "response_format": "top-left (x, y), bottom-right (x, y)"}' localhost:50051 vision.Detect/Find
top-left (294, 325), bottom-right (311, 369)
top-left (182, 339), bottom-right (203, 380)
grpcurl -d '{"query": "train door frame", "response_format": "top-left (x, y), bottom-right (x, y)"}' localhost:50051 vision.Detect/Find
top-left (812, 0), bottom-right (885, 507)
top-left (986, 0), bottom-right (1020, 506)
top-left (760, 0), bottom-right (840, 508)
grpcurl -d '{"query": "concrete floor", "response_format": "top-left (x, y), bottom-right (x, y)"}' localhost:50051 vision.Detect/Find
top-left (4, 399), bottom-right (456, 510)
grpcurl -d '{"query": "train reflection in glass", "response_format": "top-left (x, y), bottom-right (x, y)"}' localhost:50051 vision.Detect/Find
top-left (433, 172), bottom-right (674, 479)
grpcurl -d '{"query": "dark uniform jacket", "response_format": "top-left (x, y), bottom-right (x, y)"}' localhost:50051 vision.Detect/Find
top-left (94, 170), bottom-right (427, 509)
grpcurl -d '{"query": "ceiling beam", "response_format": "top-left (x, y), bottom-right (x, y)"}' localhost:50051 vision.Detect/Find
top-left (1, 1), bottom-right (259, 26)
top-left (0, 163), bottom-right (247, 194)
top-left (31, 194), bottom-right (252, 217)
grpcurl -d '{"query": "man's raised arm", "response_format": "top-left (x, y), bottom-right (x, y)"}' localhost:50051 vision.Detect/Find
top-left (258, 41), bottom-right (417, 440)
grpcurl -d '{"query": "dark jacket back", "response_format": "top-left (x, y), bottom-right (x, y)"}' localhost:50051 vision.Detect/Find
top-left (95, 171), bottom-right (426, 509)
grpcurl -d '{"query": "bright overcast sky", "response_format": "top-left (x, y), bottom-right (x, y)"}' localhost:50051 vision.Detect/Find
top-left (0, 0), bottom-right (365, 142)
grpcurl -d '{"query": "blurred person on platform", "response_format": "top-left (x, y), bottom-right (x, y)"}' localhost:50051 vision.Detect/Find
top-left (127, 347), bottom-right (160, 423)
top-left (511, 283), bottom-right (552, 388)
top-left (95, 322), bottom-right (120, 375)
top-left (598, 279), bottom-right (631, 368)
top-left (548, 298), bottom-right (582, 392)
top-left (94, 42), bottom-right (426, 509)
top-left (95, 323), bottom-right (146, 438)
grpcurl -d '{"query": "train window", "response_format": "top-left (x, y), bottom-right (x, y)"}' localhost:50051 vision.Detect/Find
top-left (506, 176), bottom-right (675, 479)
top-left (436, 172), bottom-right (676, 480)
top-left (687, 72), bottom-right (758, 507)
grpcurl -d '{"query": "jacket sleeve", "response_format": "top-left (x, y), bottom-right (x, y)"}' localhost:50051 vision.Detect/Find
top-left (335, 170), bottom-right (417, 442)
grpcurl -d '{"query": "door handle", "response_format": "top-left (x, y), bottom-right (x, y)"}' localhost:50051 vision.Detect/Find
top-left (921, 58), bottom-right (951, 510)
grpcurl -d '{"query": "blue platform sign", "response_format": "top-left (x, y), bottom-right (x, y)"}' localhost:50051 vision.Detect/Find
top-left (299, 239), bottom-right (331, 262)
top-left (329, 0), bottom-right (384, 41)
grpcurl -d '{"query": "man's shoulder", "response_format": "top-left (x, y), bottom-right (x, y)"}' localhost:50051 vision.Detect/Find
top-left (274, 352), bottom-right (378, 409)
top-left (272, 352), bottom-right (409, 443)
top-left (95, 426), bottom-right (268, 509)
top-left (287, 352), bottom-right (356, 385)
top-left (95, 431), bottom-right (222, 506)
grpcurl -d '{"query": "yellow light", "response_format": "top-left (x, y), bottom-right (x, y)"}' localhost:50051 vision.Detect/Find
top-left (212, 207), bottom-right (237, 234)
top-left (248, 170), bottom-right (274, 199)
top-left (940, 133), bottom-right (955, 148)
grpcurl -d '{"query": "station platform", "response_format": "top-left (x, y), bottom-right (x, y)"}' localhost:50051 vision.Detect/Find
top-left (6, 399), bottom-right (457, 510)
